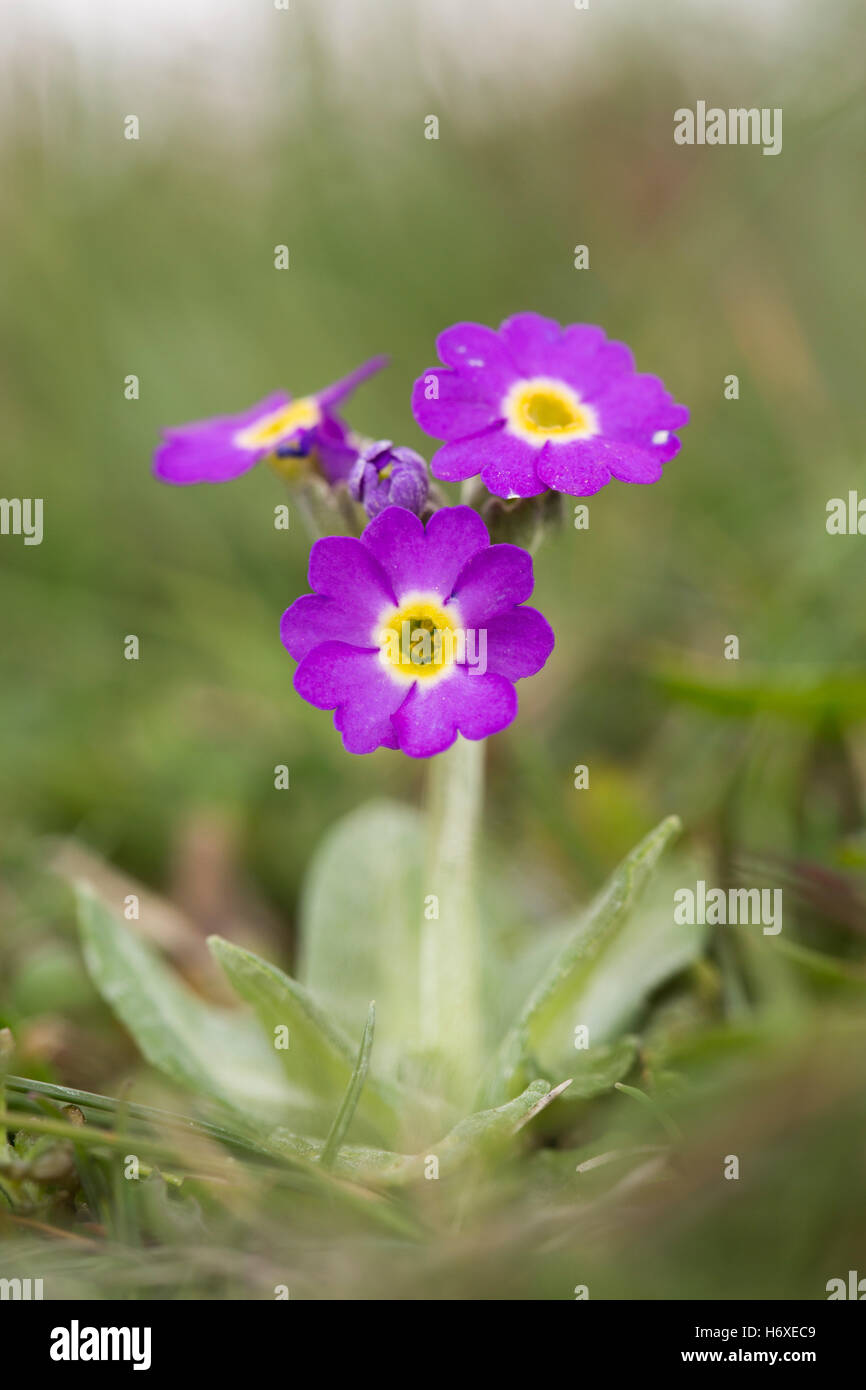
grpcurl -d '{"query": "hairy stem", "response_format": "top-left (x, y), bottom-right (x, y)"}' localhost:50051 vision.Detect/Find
top-left (419, 735), bottom-right (485, 1102)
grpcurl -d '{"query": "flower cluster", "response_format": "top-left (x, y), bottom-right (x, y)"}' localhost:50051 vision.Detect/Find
top-left (153, 314), bottom-right (687, 756)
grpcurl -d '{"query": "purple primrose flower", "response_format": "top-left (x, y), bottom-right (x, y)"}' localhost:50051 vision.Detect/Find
top-left (412, 313), bottom-right (688, 500)
top-left (153, 356), bottom-right (387, 486)
top-left (348, 440), bottom-right (429, 519)
top-left (280, 505), bottom-right (554, 757)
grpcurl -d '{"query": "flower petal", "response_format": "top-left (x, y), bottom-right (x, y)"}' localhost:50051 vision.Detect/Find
top-left (594, 371), bottom-right (689, 437)
top-left (153, 435), bottom-right (262, 485)
top-left (483, 606), bottom-right (555, 681)
top-left (412, 369), bottom-right (506, 439)
top-left (362, 504), bottom-right (490, 601)
top-left (280, 594), bottom-right (378, 662)
top-left (161, 392), bottom-right (289, 441)
top-left (307, 536), bottom-right (396, 631)
top-left (478, 433), bottom-right (547, 499)
top-left (435, 322), bottom-right (517, 381)
top-left (553, 330), bottom-right (635, 398)
top-left (155, 392), bottom-right (292, 485)
top-left (535, 439), bottom-right (614, 496)
top-left (605, 440), bottom-right (674, 484)
top-left (430, 430), bottom-right (501, 483)
top-left (316, 355), bottom-right (388, 408)
top-left (451, 543), bottom-right (534, 625)
top-left (293, 642), bottom-right (407, 754)
top-left (423, 505), bottom-right (491, 594)
top-left (497, 312), bottom-right (564, 373)
top-left (391, 669), bottom-right (518, 758)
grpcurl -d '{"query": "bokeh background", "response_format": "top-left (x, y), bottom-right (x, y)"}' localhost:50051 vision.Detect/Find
top-left (1, 0), bottom-right (865, 1299)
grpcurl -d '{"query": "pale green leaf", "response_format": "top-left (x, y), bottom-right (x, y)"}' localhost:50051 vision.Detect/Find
top-left (487, 816), bottom-right (701, 1101)
top-left (297, 799), bottom-right (425, 1074)
top-left (208, 936), bottom-right (409, 1145)
top-left (76, 886), bottom-right (293, 1128)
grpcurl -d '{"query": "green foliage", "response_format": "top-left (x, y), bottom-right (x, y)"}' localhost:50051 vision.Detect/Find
top-left (297, 799), bottom-right (425, 1073)
top-left (486, 816), bottom-right (696, 1101)
top-left (78, 886), bottom-right (293, 1127)
top-left (208, 935), bottom-right (408, 1145)
top-left (71, 813), bottom-right (699, 1175)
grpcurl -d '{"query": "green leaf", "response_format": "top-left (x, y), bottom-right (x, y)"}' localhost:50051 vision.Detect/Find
top-left (208, 936), bottom-right (409, 1145)
top-left (486, 816), bottom-right (700, 1102)
top-left (297, 799), bottom-right (425, 1074)
top-left (76, 886), bottom-right (294, 1129)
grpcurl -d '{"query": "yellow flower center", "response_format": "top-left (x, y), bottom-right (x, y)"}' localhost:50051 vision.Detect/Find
top-left (234, 397), bottom-right (321, 451)
top-left (503, 376), bottom-right (599, 445)
top-left (377, 596), bottom-right (460, 684)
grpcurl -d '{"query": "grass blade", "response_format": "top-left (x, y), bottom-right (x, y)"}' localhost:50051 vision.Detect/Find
top-left (320, 1001), bottom-right (376, 1169)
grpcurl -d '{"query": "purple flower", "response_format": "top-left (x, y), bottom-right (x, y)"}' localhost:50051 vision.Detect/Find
top-left (348, 440), bottom-right (429, 519)
top-left (153, 356), bottom-right (387, 486)
top-left (411, 313), bottom-right (688, 500)
top-left (280, 505), bottom-right (554, 758)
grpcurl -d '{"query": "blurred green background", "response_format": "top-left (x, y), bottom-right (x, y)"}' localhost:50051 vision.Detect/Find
top-left (1, 0), bottom-right (865, 1299)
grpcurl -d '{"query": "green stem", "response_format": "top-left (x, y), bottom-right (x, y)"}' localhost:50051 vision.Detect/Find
top-left (419, 735), bottom-right (485, 1102)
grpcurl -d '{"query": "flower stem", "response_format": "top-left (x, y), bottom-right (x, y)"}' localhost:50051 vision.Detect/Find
top-left (419, 734), bottom-right (485, 1103)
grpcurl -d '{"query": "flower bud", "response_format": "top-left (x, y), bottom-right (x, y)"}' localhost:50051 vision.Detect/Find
top-left (348, 440), bottom-right (429, 519)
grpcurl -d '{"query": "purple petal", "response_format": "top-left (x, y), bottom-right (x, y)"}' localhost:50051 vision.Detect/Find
top-left (483, 606), bottom-right (555, 680)
top-left (348, 457), bottom-right (376, 503)
top-left (387, 461), bottom-right (428, 516)
top-left (360, 507), bottom-right (427, 595)
top-left (478, 433), bottom-right (547, 499)
top-left (311, 412), bottom-right (358, 483)
top-left (605, 441), bottom-right (671, 484)
top-left (153, 433), bottom-right (262, 485)
top-left (316, 355), bottom-right (388, 408)
top-left (553, 331), bottom-right (635, 399)
top-left (434, 322), bottom-right (517, 383)
top-left (293, 642), bottom-right (407, 754)
top-left (308, 536), bottom-right (396, 625)
top-left (412, 368), bottom-right (507, 439)
top-left (497, 312), bottom-right (564, 373)
top-left (154, 391), bottom-right (292, 485)
top-left (280, 594), bottom-right (378, 662)
top-left (595, 371), bottom-right (689, 430)
top-left (451, 543), bottom-right (534, 625)
top-left (362, 505), bottom-right (489, 601)
top-left (161, 392), bottom-right (290, 441)
top-left (429, 431), bottom-right (500, 484)
top-left (391, 669), bottom-right (518, 758)
top-left (535, 439), bottom-right (614, 496)
top-left (422, 505), bottom-right (491, 595)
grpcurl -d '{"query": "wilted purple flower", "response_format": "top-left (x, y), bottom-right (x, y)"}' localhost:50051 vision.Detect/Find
top-left (348, 440), bottom-right (429, 519)
top-left (411, 313), bottom-right (688, 500)
top-left (153, 356), bottom-right (387, 486)
top-left (280, 505), bottom-right (554, 757)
